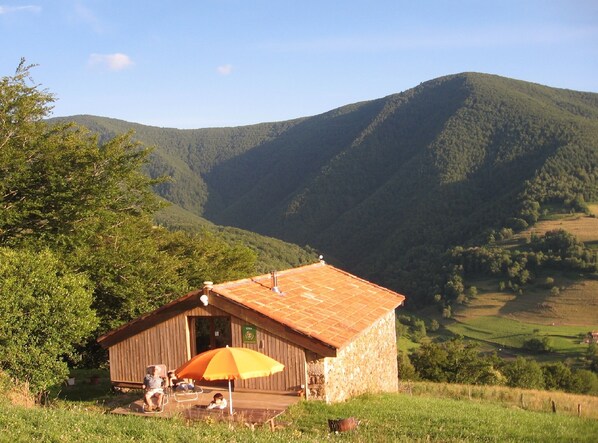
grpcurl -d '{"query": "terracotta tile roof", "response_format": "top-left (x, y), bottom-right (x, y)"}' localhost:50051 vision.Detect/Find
top-left (212, 262), bottom-right (405, 349)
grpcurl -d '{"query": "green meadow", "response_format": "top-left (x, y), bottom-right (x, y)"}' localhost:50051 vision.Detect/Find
top-left (445, 208), bottom-right (598, 359)
top-left (446, 315), bottom-right (593, 357)
top-left (2, 389), bottom-right (597, 442)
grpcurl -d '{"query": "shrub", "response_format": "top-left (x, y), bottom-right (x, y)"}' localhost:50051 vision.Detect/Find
top-left (0, 248), bottom-right (97, 396)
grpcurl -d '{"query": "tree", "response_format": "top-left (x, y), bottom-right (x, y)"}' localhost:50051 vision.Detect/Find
top-left (397, 351), bottom-right (417, 380)
top-left (160, 229), bottom-right (257, 288)
top-left (502, 357), bottom-right (545, 389)
top-left (72, 217), bottom-right (189, 335)
top-left (410, 341), bottom-right (449, 382)
top-left (542, 362), bottom-right (573, 391)
top-left (0, 59), bottom-right (52, 153)
top-left (429, 319), bottom-right (440, 332)
top-left (523, 336), bottom-right (552, 353)
top-left (410, 318), bottom-right (427, 343)
top-left (1, 61), bottom-right (162, 251)
top-left (0, 62), bottom-right (260, 370)
top-left (410, 339), bottom-right (501, 385)
top-left (0, 248), bottom-right (97, 395)
top-left (569, 369), bottom-right (598, 395)
top-left (586, 343), bottom-right (598, 372)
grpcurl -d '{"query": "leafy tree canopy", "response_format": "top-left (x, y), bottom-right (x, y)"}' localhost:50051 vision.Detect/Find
top-left (0, 247), bottom-right (97, 393)
top-left (0, 61), bottom-right (274, 381)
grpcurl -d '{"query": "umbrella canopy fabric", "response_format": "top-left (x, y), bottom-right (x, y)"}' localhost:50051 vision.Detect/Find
top-left (176, 346), bottom-right (284, 381)
top-left (175, 346), bottom-right (285, 414)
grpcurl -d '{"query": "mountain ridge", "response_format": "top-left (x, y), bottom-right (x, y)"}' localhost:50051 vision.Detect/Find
top-left (51, 72), bottom-right (598, 303)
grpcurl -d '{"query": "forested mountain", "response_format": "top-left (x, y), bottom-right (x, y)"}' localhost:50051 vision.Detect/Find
top-left (54, 73), bottom-right (598, 305)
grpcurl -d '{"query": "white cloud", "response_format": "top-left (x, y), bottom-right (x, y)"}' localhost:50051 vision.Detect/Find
top-left (0, 5), bottom-right (41, 14)
top-left (88, 53), bottom-right (134, 71)
top-left (217, 64), bottom-right (233, 75)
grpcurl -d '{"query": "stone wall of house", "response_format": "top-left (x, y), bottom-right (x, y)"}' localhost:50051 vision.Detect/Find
top-left (306, 350), bottom-right (326, 400)
top-left (316, 311), bottom-right (398, 403)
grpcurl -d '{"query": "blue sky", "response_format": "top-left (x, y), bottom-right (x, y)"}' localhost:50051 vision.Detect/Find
top-left (2, 1), bottom-right (597, 128)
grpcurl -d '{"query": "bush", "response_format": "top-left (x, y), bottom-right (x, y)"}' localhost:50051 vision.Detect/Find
top-left (502, 357), bottom-right (545, 389)
top-left (523, 337), bottom-right (552, 353)
top-left (0, 248), bottom-right (97, 396)
top-left (397, 351), bottom-right (417, 380)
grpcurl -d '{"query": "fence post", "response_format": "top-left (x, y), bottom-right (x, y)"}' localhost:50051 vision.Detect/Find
top-left (551, 400), bottom-right (557, 413)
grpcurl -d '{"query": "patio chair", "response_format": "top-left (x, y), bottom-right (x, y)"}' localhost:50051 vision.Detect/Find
top-left (142, 364), bottom-right (169, 413)
top-left (167, 370), bottom-right (203, 402)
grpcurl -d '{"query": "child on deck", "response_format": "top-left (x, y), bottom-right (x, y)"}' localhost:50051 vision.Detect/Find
top-left (206, 392), bottom-right (227, 410)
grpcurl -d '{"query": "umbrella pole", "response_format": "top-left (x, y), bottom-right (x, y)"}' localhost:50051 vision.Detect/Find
top-left (228, 379), bottom-right (233, 415)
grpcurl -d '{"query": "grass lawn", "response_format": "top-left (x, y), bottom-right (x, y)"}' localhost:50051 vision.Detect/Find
top-left (2, 390), bottom-right (598, 442)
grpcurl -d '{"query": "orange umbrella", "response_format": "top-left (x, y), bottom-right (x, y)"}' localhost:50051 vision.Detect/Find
top-left (175, 346), bottom-right (284, 414)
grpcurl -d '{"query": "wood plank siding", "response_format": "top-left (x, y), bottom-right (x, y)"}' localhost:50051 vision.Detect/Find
top-left (108, 304), bottom-right (215, 385)
top-left (108, 304), bottom-right (306, 393)
top-left (230, 316), bottom-right (306, 393)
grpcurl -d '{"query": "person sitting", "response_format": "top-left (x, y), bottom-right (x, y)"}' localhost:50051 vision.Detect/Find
top-left (143, 366), bottom-right (165, 412)
top-left (167, 370), bottom-right (195, 391)
top-left (206, 392), bottom-right (227, 410)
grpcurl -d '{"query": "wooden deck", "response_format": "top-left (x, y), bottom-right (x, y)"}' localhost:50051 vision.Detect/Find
top-left (111, 387), bottom-right (301, 428)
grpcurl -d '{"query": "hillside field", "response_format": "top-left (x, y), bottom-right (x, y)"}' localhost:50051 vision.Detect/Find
top-left (446, 213), bottom-right (598, 359)
top-left (523, 212), bottom-right (598, 245)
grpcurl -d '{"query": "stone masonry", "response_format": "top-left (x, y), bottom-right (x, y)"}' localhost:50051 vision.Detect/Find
top-left (306, 311), bottom-right (398, 403)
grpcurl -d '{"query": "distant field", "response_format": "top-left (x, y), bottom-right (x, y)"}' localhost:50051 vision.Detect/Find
top-left (457, 277), bottom-right (598, 326)
top-left (448, 274), bottom-right (598, 358)
top-left (446, 315), bottom-right (591, 357)
top-left (518, 212), bottom-right (598, 244)
top-left (449, 208), bottom-right (598, 359)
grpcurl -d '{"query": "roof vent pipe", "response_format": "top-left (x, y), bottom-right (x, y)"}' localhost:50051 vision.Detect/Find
top-left (271, 271), bottom-right (282, 294)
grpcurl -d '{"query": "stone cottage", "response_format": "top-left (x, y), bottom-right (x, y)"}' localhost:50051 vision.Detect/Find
top-left (98, 260), bottom-right (406, 403)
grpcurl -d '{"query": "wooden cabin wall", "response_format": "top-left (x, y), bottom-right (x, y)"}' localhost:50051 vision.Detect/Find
top-left (231, 316), bottom-right (306, 393)
top-left (108, 304), bottom-right (226, 384)
top-left (108, 303), bottom-right (305, 392)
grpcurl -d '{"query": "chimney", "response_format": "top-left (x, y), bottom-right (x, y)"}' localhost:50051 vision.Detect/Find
top-left (200, 281), bottom-right (213, 306)
top-left (270, 271), bottom-right (282, 295)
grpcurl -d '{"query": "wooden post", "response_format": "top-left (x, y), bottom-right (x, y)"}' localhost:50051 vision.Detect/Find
top-left (578, 403), bottom-right (581, 417)
top-left (551, 400), bottom-right (557, 413)
top-left (520, 393), bottom-right (526, 409)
